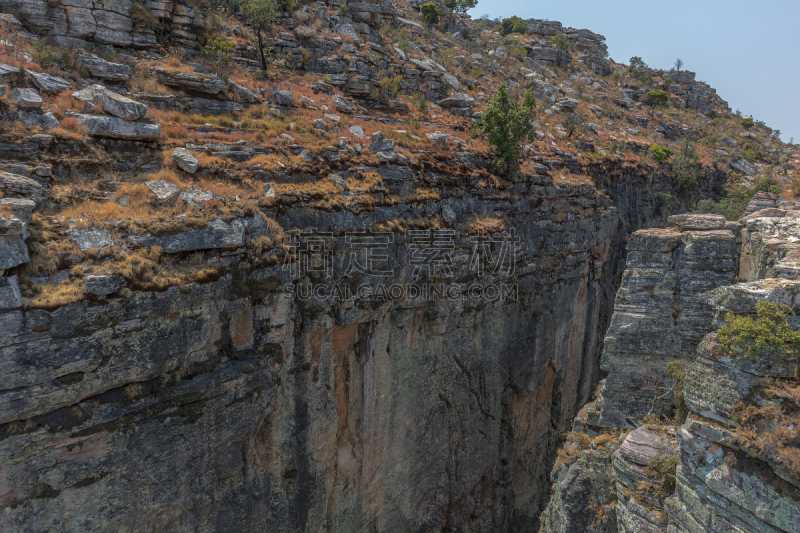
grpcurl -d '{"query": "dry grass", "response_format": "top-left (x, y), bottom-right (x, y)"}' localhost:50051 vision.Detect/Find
top-left (466, 214), bottom-right (505, 235)
top-left (733, 379), bottom-right (800, 477)
top-left (24, 279), bottom-right (86, 309)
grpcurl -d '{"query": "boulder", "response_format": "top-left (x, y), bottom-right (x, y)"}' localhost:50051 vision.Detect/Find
top-left (228, 80), bottom-right (259, 103)
top-left (172, 148), bottom-right (199, 173)
top-left (73, 85), bottom-right (147, 121)
top-left (145, 180), bottom-right (180, 202)
top-left (0, 275), bottom-right (21, 309)
top-left (68, 227), bottom-right (114, 251)
top-left (732, 158), bottom-right (756, 176)
top-left (438, 93), bottom-right (475, 109)
top-left (153, 68), bottom-right (227, 94)
top-left (369, 131), bottom-right (394, 153)
top-left (75, 114), bottom-right (160, 140)
top-left (334, 96), bottom-right (354, 114)
top-left (26, 70), bottom-right (71, 92)
top-left (667, 214), bottom-right (726, 230)
top-left (0, 217), bottom-right (29, 269)
top-left (334, 23), bottom-right (359, 41)
top-left (79, 53), bottom-right (132, 81)
top-left (10, 88), bottom-right (42, 109)
top-left (84, 274), bottom-right (125, 296)
top-left (312, 81), bottom-right (334, 94)
top-left (128, 218), bottom-right (247, 252)
top-left (556, 97), bottom-right (580, 109)
top-left (348, 125), bottom-right (364, 140)
top-left (18, 111), bottom-right (60, 130)
top-left (272, 88), bottom-right (295, 107)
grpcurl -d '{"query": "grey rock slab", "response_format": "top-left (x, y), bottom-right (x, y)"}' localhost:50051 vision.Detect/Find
top-left (667, 214), bottom-right (726, 231)
top-left (438, 93), bottom-right (474, 109)
top-left (179, 189), bottom-right (213, 205)
top-left (0, 198), bottom-right (35, 223)
top-left (0, 217), bottom-right (28, 269)
top-left (26, 70), bottom-right (71, 92)
top-left (348, 125), bottom-right (364, 140)
top-left (17, 110), bottom-right (59, 130)
top-left (128, 218), bottom-right (246, 252)
top-left (79, 53), bottom-right (132, 81)
top-left (68, 227), bottom-right (114, 251)
top-left (0, 275), bottom-right (21, 309)
top-left (74, 85), bottom-right (147, 121)
top-left (75, 114), bottom-right (160, 140)
top-left (153, 68), bottom-right (227, 94)
top-left (10, 88), bottom-right (42, 109)
top-left (84, 274), bottom-right (125, 296)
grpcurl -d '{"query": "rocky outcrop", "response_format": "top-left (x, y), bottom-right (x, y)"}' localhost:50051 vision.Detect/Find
top-left (75, 113), bottom-right (160, 140)
top-left (0, 216), bottom-right (29, 269)
top-left (597, 218), bottom-right (739, 427)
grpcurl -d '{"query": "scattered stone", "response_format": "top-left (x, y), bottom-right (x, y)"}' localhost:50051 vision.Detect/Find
top-left (441, 204), bottom-right (456, 223)
top-left (79, 53), bottom-right (132, 81)
top-left (10, 88), bottom-right (42, 109)
top-left (263, 183), bottom-right (275, 197)
top-left (0, 171), bottom-right (43, 200)
top-left (145, 180), bottom-right (180, 203)
top-left (172, 148), bottom-right (199, 173)
top-left (330, 174), bottom-right (347, 189)
top-left (426, 131), bottom-right (451, 144)
top-left (26, 70), bottom-right (71, 92)
top-left (84, 274), bottom-right (125, 296)
top-left (375, 151), bottom-right (398, 163)
top-left (69, 227), bottom-right (114, 251)
top-left (75, 114), bottom-right (160, 140)
top-left (334, 96), bottom-right (354, 114)
top-left (334, 23), bottom-right (359, 42)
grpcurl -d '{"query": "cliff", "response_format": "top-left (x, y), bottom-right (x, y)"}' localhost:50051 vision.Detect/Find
top-left (0, 0), bottom-right (798, 530)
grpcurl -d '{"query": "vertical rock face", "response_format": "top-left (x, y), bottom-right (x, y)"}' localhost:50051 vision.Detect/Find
top-left (597, 218), bottom-right (739, 427)
top-left (0, 179), bottom-right (631, 532)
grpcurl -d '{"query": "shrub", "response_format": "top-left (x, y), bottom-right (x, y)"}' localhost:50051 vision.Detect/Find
top-left (673, 140), bottom-right (699, 196)
top-left (499, 16), bottom-right (527, 36)
top-left (412, 91), bottom-right (428, 114)
top-left (420, 3), bottom-right (439, 26)
top-left (741, 116), bottom-right (755, 129)
top-left (649, 143), bottom-right (673, 162)
top-left (240, 0), bottom-right (280, 70)
top-left (378, 67), bottom-right (402, 102)
top-left (645, 455), bottom-right (677, 496)
top-left (29, 40), bottom-right (58, 68)
top-left (645, 89), bottom-right (669, 108)
top-left (476, 82), bottom-right (537, 175)
top-left (656, 192), bottom-right (672, 207)
top-left (717, 301), bottom-right (800, 361)
top-left (549, 33), bottom-right (570, 51)
top-left (694, 197), bottom-right (749, 221)
top-left (509, 43), bottom-right (527, 61)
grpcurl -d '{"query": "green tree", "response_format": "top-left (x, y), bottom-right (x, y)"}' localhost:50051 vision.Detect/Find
top-left (239, 0), bottom-right (280, 71)
top-left (549, 33), bottom-right (570, 51)
top-left (741, 116), bottom-right (755, 129)
top-left (442, 0), bottom-right (478, 14)
top-left (477, 82), bottom-right (537, 175)
top-left (499, 16), bottom-right (527, 35)
top-left (630, 56), bottom-right (647, 68)
top-left (420, 3), bottom-right (439, 26)
top-left (645, 89), bottom-right (669, 108)
top-left (674, 140), bottom-right (699, 196)
top-left (717, 301), bottom-right (800, 361)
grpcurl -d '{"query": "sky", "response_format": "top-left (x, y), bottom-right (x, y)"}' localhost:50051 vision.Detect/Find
top-left (467, 0), bottom-right (800, 143)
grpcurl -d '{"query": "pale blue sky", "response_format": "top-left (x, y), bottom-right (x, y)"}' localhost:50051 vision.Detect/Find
top-left (468, 0), bottom-right (800, 143)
